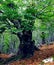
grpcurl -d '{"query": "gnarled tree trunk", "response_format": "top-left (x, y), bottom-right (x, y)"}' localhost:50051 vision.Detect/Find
top-left (17, 30), bottom-right (39, 58)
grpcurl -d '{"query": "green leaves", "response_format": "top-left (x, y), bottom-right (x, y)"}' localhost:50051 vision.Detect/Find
top-left (0, 0), bottom-right (54, 53)
top-left (0, 0), bottom-right (54, 31)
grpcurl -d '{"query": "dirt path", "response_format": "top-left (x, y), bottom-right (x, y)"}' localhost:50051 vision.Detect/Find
top-left (8, 44), bottom-right (54, 65)
top-left (0, 44), bottom-right (54, 65)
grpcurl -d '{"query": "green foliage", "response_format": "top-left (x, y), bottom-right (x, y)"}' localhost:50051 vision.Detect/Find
top-left (0, 0), bottom-right (54, 53)
top-left (0, 0), bottom-right (54, 31)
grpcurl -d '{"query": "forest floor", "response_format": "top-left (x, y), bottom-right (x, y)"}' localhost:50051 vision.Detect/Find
top-left (0, 43), bottom-right (54, 65)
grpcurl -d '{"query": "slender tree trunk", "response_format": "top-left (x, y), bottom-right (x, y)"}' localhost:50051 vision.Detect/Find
top-left (41, 32), bottom-right (45, 44)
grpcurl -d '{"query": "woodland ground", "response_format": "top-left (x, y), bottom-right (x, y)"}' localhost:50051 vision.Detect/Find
top-left (0, 43), bottom-right (54, 65)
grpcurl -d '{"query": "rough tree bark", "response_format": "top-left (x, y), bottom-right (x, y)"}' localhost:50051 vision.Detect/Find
top-left (17, 30), bottom-right (39, 58)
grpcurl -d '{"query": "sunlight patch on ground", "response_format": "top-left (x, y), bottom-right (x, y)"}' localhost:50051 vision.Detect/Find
top-left (42, 57), bottom-right (53, 63)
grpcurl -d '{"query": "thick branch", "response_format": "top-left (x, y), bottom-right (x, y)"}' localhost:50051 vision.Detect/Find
top-left (6, 18), bottom-right (21, 29)
top-left (11, 19), bottom-right (21, 29)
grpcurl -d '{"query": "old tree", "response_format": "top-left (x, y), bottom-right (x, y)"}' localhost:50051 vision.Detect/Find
top-left (0, 0), bottom-right (54, 58)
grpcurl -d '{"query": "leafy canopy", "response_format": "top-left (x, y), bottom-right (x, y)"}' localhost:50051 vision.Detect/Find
top-left (0, 0), bottom-right (54, 32)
